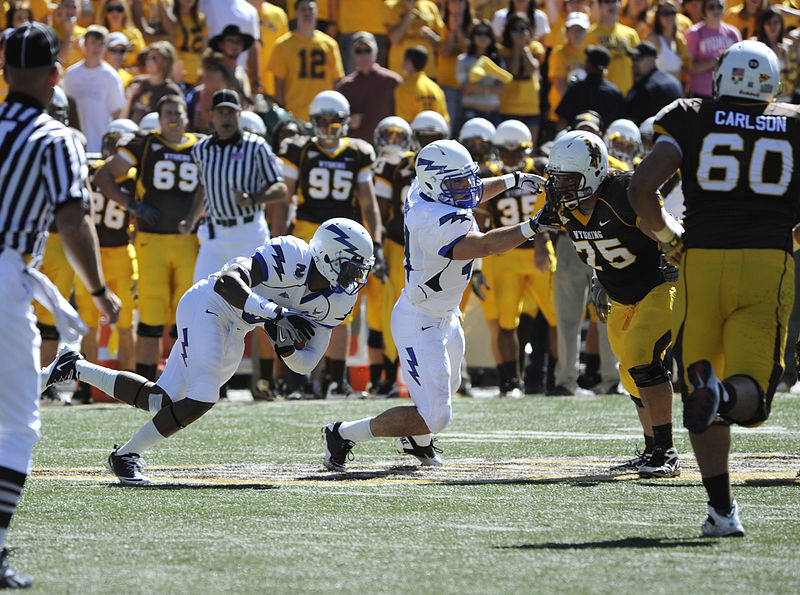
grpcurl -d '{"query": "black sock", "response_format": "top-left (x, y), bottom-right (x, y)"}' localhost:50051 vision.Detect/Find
top-left (327, 359), bottom-right (346, 384)
top-left (644, 433), bottom-right (655, 454)
top-left (498, 361), bottom-right (517, 384)
top-left (135, 363), bottom-right (157, 382)
top-left (382, 356), bottom-right (397, 382)
top-left (0, 466), bottom-right (26, 530)
top-left (259, 358), bottom-right (274, 382)
top-left (369, 363), bottom-right (382, 386)
top-left (652, 423), bottom-right (674, 449)
top-left (546, 356), bottom-right (557, 391)
top-left (702, 473), bottom-right (732, 512)
top-left (585, 354), bottom-right (600, 377)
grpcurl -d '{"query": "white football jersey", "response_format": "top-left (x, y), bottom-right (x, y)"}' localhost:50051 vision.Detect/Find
top-left (207, 235), bottom-right (358, 331)
top-left (401, 179), bottom-right (478, 317)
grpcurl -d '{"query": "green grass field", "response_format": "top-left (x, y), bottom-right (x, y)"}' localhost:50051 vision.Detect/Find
top-left (8, 391), bottom-right (800, 593)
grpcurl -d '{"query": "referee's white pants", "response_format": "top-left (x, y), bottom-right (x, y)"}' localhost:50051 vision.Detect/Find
top-left (193, 213), bottom-right (269, 283)
top-left (0, 250), bottom-right (41, 475)
top-left (553, 238), bottom-right (618, 390)
top-left (391, 293), bottom-right (463, 434)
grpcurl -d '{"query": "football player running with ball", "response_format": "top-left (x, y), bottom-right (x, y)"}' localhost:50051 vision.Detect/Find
top-left (41, 219), bottom-right (374, 486)
top-left (322, 139), bottom-right (548, 471)
top-left (629, 40), bottom-right (800, 537)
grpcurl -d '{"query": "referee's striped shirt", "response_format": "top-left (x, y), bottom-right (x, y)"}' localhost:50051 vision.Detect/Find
top-left (191, 130), bottom-right (283, 222)
top-left (0, 92), bottom-right (89, 262)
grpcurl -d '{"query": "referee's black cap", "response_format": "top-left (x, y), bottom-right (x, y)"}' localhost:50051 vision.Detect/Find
top-left (212, 89), bottom-right (242, 111)
top-left (5, 22), bottom-right (60, 69)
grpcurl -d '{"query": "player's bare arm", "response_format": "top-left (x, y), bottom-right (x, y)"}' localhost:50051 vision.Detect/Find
top-left (213, 258), bottom-right (261, 308)
top-left (356, 179), bottom-right (383, 244)
top-left (55, 200), bottom-right (121, 325)
top-left (233, 181), bottom-right (288, 207)
top-left (94, 153), bottom-right (137, 209)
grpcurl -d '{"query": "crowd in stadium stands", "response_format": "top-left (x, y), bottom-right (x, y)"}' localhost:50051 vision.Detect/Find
top-left (2, 0), bottom-right (800, 404)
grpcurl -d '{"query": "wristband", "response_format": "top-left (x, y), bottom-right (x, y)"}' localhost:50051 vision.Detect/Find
top-left (519, 219), bottom-right (537, 240)
top-left (243, 293), bottom-right (280, 320)
top-left (90, 285), bottom-right (107, 297)
top-left (501, 172), bottom-right (519, 191)
top-left (653, 214), bottom-right (684, 245)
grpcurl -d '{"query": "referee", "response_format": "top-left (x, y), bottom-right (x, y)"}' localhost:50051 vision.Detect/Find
top-left (182, 89), bottom-right (287, 281)
top-left (0, 23), bottom-right (121, 588)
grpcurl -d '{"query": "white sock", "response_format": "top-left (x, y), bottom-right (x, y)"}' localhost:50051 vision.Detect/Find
top-left (411, 434), bottom-right (432, 446)
top-left (338, 418), bottom-right (374, 443)
top-left (75, 360), bottom-right (118, 397)
top-left (0, 527), bottom-right (7, 549)
top-left (149, 393), bottom-right (164, 413)
top-left (117, 420), bottom-right (165, 456)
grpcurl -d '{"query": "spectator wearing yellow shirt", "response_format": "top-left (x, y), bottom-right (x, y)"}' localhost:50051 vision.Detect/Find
top-left (545, 0), bottom-right (590, 50)
top-left (51, 0), bottom-right (87, 68)
top-left (619, 0), bottom-right (652, 39)
top-left (339, 0), bottom-right (392, 73)
top-left (287, 0), bottom-right (336, 35)
top-left (248, 0), bottom-right (288, 96)
top-left (100, 0), bottom-right (146, 70)
top-left (104, 31), bottom-right (134, 87)
top-left (498, 12), bottom-right (544, 146)
top-left (548, 12), bottom-right (589, 126)
top-left (268, 0), bottom-right (343, 121)
top-left (162, 0), bottom-right (209, 88)
top-left (2, 0), bottom-right (49, 22)
top-left (384, 0), bottom-right (443, 79)
top-left (394, 45), bottom-right (449, 124)
top-left (585, 0), bottom-right (640, 95)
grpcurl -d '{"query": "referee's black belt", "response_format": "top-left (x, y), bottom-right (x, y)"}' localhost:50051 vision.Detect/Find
top-left (213, 214), bottom-right (256, 227)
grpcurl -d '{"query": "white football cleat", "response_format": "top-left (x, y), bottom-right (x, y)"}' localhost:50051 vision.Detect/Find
top-left (702, 499), bottom-right (745, 538)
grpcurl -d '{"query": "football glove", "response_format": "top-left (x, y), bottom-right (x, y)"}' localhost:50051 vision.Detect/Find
top-left (470, 269), bottom-right (490, 301)
top-left (591, 276), bottom-right (610, 324)
top-left (126, 200), bottom-right (160, 226)
top-left (372, 243), bottom-right (388, 283)
top-left (267, 305), bottom-right (315, 344)
top-left (661, 252), bottom-right (679, 282)
top-left (653, 214), bottom-right (684, 267)
top-left (263, 319), bottom-right (297, 357)
top-left (516, 172), bottom-right (547, 194)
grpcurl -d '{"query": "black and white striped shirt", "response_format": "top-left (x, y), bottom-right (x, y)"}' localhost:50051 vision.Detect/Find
top-left (191, 130), bottom-right (283, 222)
top-left (0, 92), bottom-right (89, 261)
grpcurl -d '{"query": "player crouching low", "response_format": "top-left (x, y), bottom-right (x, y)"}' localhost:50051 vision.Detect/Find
top-left (40, 219), bottom-right (374, 485)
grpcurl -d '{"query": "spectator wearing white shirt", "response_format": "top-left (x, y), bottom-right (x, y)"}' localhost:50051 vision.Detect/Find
top-left (201, 0), bottom-right (261, 84)
top-left (62, 25), bottom-right (126, 153)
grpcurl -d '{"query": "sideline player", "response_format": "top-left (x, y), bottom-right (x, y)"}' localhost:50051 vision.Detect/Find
top-left (95, 94), bottom-right (203, 382)
top-left (278, 90), bottom-right (385, 399)
top-left (629, 40), bottom-right (800, 536)
top-left (322, 139), bottom-right (548, 471)
top-left (543, 130), bottom-right (680, 478)
top-left (41, 219), bottom-right (374, 485)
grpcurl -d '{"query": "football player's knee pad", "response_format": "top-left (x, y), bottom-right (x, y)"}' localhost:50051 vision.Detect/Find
top-left (367, 329), bottom-right (383, 349)
top-left (168, 398), bottom-right (214, 429)
top-left (132, 381), bottom-right (170, 412)
top-left (629, 394), bottom-right (644, 408)
top-left (169, 324), bottom-right (178, 340)
top-left (723, 374), bottom-right (768, 426)
top-left (419, 403), bottom-right (452, 435)
top-left (37, 323), bottom-right (59, 341)
top-left (137, 322), bottom-right (164, 338)
top-left (628, 360), bottom-right (670, 389)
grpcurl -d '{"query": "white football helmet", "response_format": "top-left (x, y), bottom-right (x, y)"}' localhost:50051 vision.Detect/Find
top-left (48, 85), bottom-right (69, 125)
top-left (102, 118), bottom-right (139, 158)
top-left (604, 119), bottom-right (642, 165)
top-left (713, 40), bottom-right (781, 102)
top-left (411, 110), bottom-right (449, 148)
top-left (309, 90), bottom-right (350, 142)
top-left (415, 139), bottom-right (484, 209)
top-left (458, 117), bottom-right (496, 163)
top-left (239, 110), bottom-right (266, 136)
top-left (139, 111), bottom-right (160, 133)
top-left (309, 218), bottom-right (375, 295)
top-left (544, 130), bottom-right (608, 211)
top-left (639, 116), bottom-right (656, 154)
top-left (458, 118), bottom-right (496, 143)
top-left (374, 116), bottom-right (412, 152)
top-left (492, 120), bottom-right (532, 169)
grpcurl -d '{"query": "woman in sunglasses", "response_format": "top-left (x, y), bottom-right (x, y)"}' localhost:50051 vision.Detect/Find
top-left (101, 0), bottom-right (145, 69)
top-left (684, 0), bottom-right (741, 98)
top-left (645, 0), bottom-right (691, 83)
